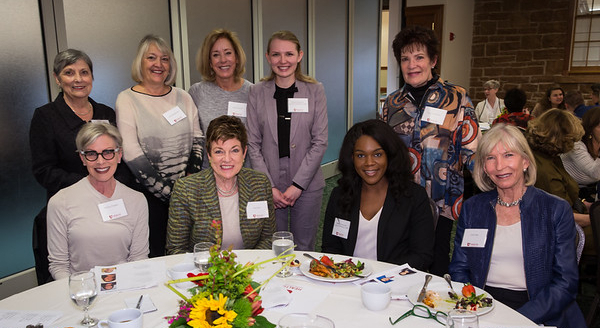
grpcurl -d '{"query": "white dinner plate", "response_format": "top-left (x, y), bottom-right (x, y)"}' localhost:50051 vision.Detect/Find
top-left (407, 281), bottom-right (495, 315)
top-left (299, 259), bottom-right (372, 282)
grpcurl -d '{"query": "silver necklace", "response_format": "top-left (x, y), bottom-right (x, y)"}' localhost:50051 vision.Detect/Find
top-left (216, 177), bottom-right (238, 197)
top-left (497, 196), bottom-right (522, 207)
top-left (70, 101), bottom-right (92, 116)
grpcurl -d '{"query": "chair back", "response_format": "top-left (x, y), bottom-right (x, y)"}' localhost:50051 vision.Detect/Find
top-left (575, 223), bottom-right (585, 264)
top-left (589, 201), bottom-right (600, 291)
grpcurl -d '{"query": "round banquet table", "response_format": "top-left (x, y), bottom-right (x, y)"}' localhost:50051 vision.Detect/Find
top-left (0, 250), bottom-right (537, 328)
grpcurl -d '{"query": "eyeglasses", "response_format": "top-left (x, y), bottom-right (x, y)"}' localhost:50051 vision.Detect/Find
top-left (78, 148), bottom-right (120, 161)
top-left (389, 304), bottom-right (448, 326)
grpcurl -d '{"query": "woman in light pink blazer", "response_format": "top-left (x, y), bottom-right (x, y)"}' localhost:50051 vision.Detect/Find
top-left (247, 30), bottom-right (328, 251)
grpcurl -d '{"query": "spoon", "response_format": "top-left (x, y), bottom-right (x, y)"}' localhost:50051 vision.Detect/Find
top-left (443, 273), bottom-right (459, 299)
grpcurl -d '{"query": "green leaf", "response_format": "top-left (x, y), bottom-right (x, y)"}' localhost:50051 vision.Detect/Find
top-left (252, 315), bottom-right (276, 328)
top-left (168, 317), bottom-right (191, 328)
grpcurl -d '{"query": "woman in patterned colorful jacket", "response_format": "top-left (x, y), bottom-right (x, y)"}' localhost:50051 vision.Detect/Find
top-left (378, 25), bottom-right (480, 275)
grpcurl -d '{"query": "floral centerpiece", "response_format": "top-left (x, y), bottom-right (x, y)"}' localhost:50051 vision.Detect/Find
top-left (165, 238), bottom-right (294, 328)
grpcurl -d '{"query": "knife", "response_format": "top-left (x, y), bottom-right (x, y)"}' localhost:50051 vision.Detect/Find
top-left (417, 274), bottom-right (433, 302)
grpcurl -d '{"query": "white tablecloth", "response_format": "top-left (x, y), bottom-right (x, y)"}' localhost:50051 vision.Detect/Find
top-left (0, 250), bottom-right (537, 328)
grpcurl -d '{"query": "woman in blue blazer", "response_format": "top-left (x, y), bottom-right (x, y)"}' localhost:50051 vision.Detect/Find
top-left (247, 31), bottom-right (328, 251)
top-left (449, 124), bottom-right (585, 328)
top-left (321, 120), bottom-right (434, 270)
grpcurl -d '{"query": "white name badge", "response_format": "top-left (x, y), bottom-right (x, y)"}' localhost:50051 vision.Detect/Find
top-left (422, 106), bottom-right (447, 125)
top-left (247, 200), bottom-right (269, 219)
top-left (98, 199), bottom-right (128, 222)
top-left (90, 119), bottom-right (110, 124)
top-left (332, 218), bottom-right (351, 239)
top-left (288, 98), bottom-right (309, 113)
top-left (461, 229), bottom-right (488, 248)
top-left (163, 106), bottom-right (187, 125)
top-left (227, 101), bottom-right (247, 117)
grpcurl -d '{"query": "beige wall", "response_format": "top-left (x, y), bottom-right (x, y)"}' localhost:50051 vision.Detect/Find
top-left (406, 0), bottom-right (474, 90)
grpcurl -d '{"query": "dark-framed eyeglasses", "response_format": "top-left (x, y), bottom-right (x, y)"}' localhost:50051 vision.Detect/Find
top-left (78, 148), bottom-right (120, 161)
top-left (389, 304), bottom-right (447, 326)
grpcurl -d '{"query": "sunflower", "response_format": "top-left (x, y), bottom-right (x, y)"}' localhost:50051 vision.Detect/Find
top-left (187, 294), bottom-right (237, 328)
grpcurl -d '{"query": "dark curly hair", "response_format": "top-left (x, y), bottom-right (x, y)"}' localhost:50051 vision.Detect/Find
top-left (582, 106), bottom-right (600, 159)
top-left (504, 88), bottom-right (527, 113)
top-left (336, 120), bottom-right (413, 218)
top-left (392, 25), bottom-right (439, 72)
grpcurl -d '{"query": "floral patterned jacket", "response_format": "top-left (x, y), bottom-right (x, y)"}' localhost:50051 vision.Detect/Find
top-left (378, 77), bottom-right (480, 219)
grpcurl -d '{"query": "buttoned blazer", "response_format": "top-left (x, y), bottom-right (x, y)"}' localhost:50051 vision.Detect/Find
top-left (321, 183), bottom-right (435, 271)
top-left (165, 167), bottom-right (275, 254)
top-left (247, 80), bottom-right (328, 191)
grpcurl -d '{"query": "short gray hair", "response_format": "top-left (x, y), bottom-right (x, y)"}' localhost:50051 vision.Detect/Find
top-left (131, 34), bottom-right (177, 85)
top-left (76, 122), bottom-right (122, 151)
top-left (483, 79), bottom-right (500, 90)
top-left (53, 49), bottom-right (93, 79)
top-left (473, 123), bottom-right (536, 191)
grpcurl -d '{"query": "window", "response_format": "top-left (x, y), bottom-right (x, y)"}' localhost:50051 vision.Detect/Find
top-left (571, 0), bottom-right (600, 71)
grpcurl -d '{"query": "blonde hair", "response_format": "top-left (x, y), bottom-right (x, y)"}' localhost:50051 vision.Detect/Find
top-left (483, 80), bottom-right (500, 90)
top-left (196, 29), bottom-right (246, 83)
top-left (131, 34), bottom-right (177, 85)
top-left (527, 108), bottom-right (584, 156)
top-left (473, 124), bottom-right (537, 191)
top-left (262, 30), bottom-right (316, 84)
top-left (76, 122), bottom-right (122, 151)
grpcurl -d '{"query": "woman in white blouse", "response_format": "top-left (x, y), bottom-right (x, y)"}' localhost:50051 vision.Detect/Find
top-left (561, 106), bottom-right (600, 202)
top-left (475, 80), bottom-right (504, 124)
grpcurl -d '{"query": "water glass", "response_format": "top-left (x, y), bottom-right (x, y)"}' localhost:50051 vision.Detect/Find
top-left (193, 242), bottom-right (214, 272)
top-left (69, 271), bottom-right (99, 327)
top-left (272, 231), bottom-right (294, 278)
top-left (446, 309), bottom-right (479, 328)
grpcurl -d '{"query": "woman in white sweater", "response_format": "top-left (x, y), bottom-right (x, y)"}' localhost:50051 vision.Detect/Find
top-left (561, 106), bottom-right (600, 202)
top-left (116, 34), bottom-right (204, 257)
top-left (47, 123), bottom-right (148, 280)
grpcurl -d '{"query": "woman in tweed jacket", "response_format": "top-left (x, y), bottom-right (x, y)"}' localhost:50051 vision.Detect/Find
top-left (166, 116), bottom-right (275, 253)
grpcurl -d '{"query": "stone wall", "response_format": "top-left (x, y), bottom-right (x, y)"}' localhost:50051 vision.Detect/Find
top-left (469, 0), bottom-right (599, 109)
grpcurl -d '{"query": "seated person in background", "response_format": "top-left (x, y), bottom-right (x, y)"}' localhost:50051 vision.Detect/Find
top-left (47, 123), bottom-right (149, 280)
top-left (531, 85), bottom-right (565, 117)
top-left (561, 107), bottom-right (600, 203)
top-left (475, 79), bottom-right (504, 124)
top-left (564, 89), bottom-right (592, 119)
top-left (526, 109), bottom-right (589, 228)
top-left (321, 120), bottom-right (434, 270)
top-left (166, 115), bottom-right (275, 253)
top-left (449, 123), bottom-right (585, 328)
top-left (493, 88), bottom-right (532, 130)
top-left (590, 83), bottom-right (600, 107)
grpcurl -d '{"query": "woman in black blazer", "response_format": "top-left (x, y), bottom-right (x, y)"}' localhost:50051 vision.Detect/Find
top-left (321, 120), bottom-right (434, 270)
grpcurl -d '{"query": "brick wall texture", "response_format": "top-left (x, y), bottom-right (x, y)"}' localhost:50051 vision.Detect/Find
top-left (469, 0), bottom-right (597, 109)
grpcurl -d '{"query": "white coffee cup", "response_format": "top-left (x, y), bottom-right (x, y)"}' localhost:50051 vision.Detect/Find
top-left (361, 282), bottom-right (391, 311)
top-left (98, 308), bottom-right (142, 328)
top-left (168, 262), bottom-right (198, 289)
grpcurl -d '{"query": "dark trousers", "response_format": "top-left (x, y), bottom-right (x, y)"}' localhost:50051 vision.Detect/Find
top-left (484, 285), bottom-right (529, 310)
top-left (33, 207), bottom-right (53, 285)
top-left (429, 215), bottom-right (453, 276)
top-left (143, 190), bottom-right (169, 258)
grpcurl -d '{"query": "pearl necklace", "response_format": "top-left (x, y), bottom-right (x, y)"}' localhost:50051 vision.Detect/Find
top-left (71, 102), bottom-right (92, 116)
top-left (497, 196), bottom-right (522, 207)
top-left (216, 177), bottom-right (238, 197)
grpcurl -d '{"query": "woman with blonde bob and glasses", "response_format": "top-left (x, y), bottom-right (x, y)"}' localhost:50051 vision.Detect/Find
top-left (47, 123), bottom-right (149, 280)
top-left (449, 124), bottom-right (585, 327)
top-left (189, 29), bottom-right (252, 169)
top-left (116, 34), bottom-right (204, 257)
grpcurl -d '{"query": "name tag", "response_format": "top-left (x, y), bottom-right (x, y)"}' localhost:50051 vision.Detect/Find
top-left (227, 101), bottom-right (247, 117)
top-left (461, 229), bottom-right (488, 248)
top-left (163, 106), bottom-right (187, 125)
top-left (288, 98), bottom-right (309, 113)
top-left (98, 199), bottom-right (128, 222)
top-left (422, 106), bottom-right (447, 125)
top-left (332, 218), bottom-right (351, 239)
top-left (90, 119), bottom-right (110, 124)
top-left (247, 201), bottom-right (269, 219)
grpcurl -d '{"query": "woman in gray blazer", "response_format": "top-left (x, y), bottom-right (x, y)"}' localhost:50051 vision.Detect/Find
top-left (247, 30), bottom-right (328, 251)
